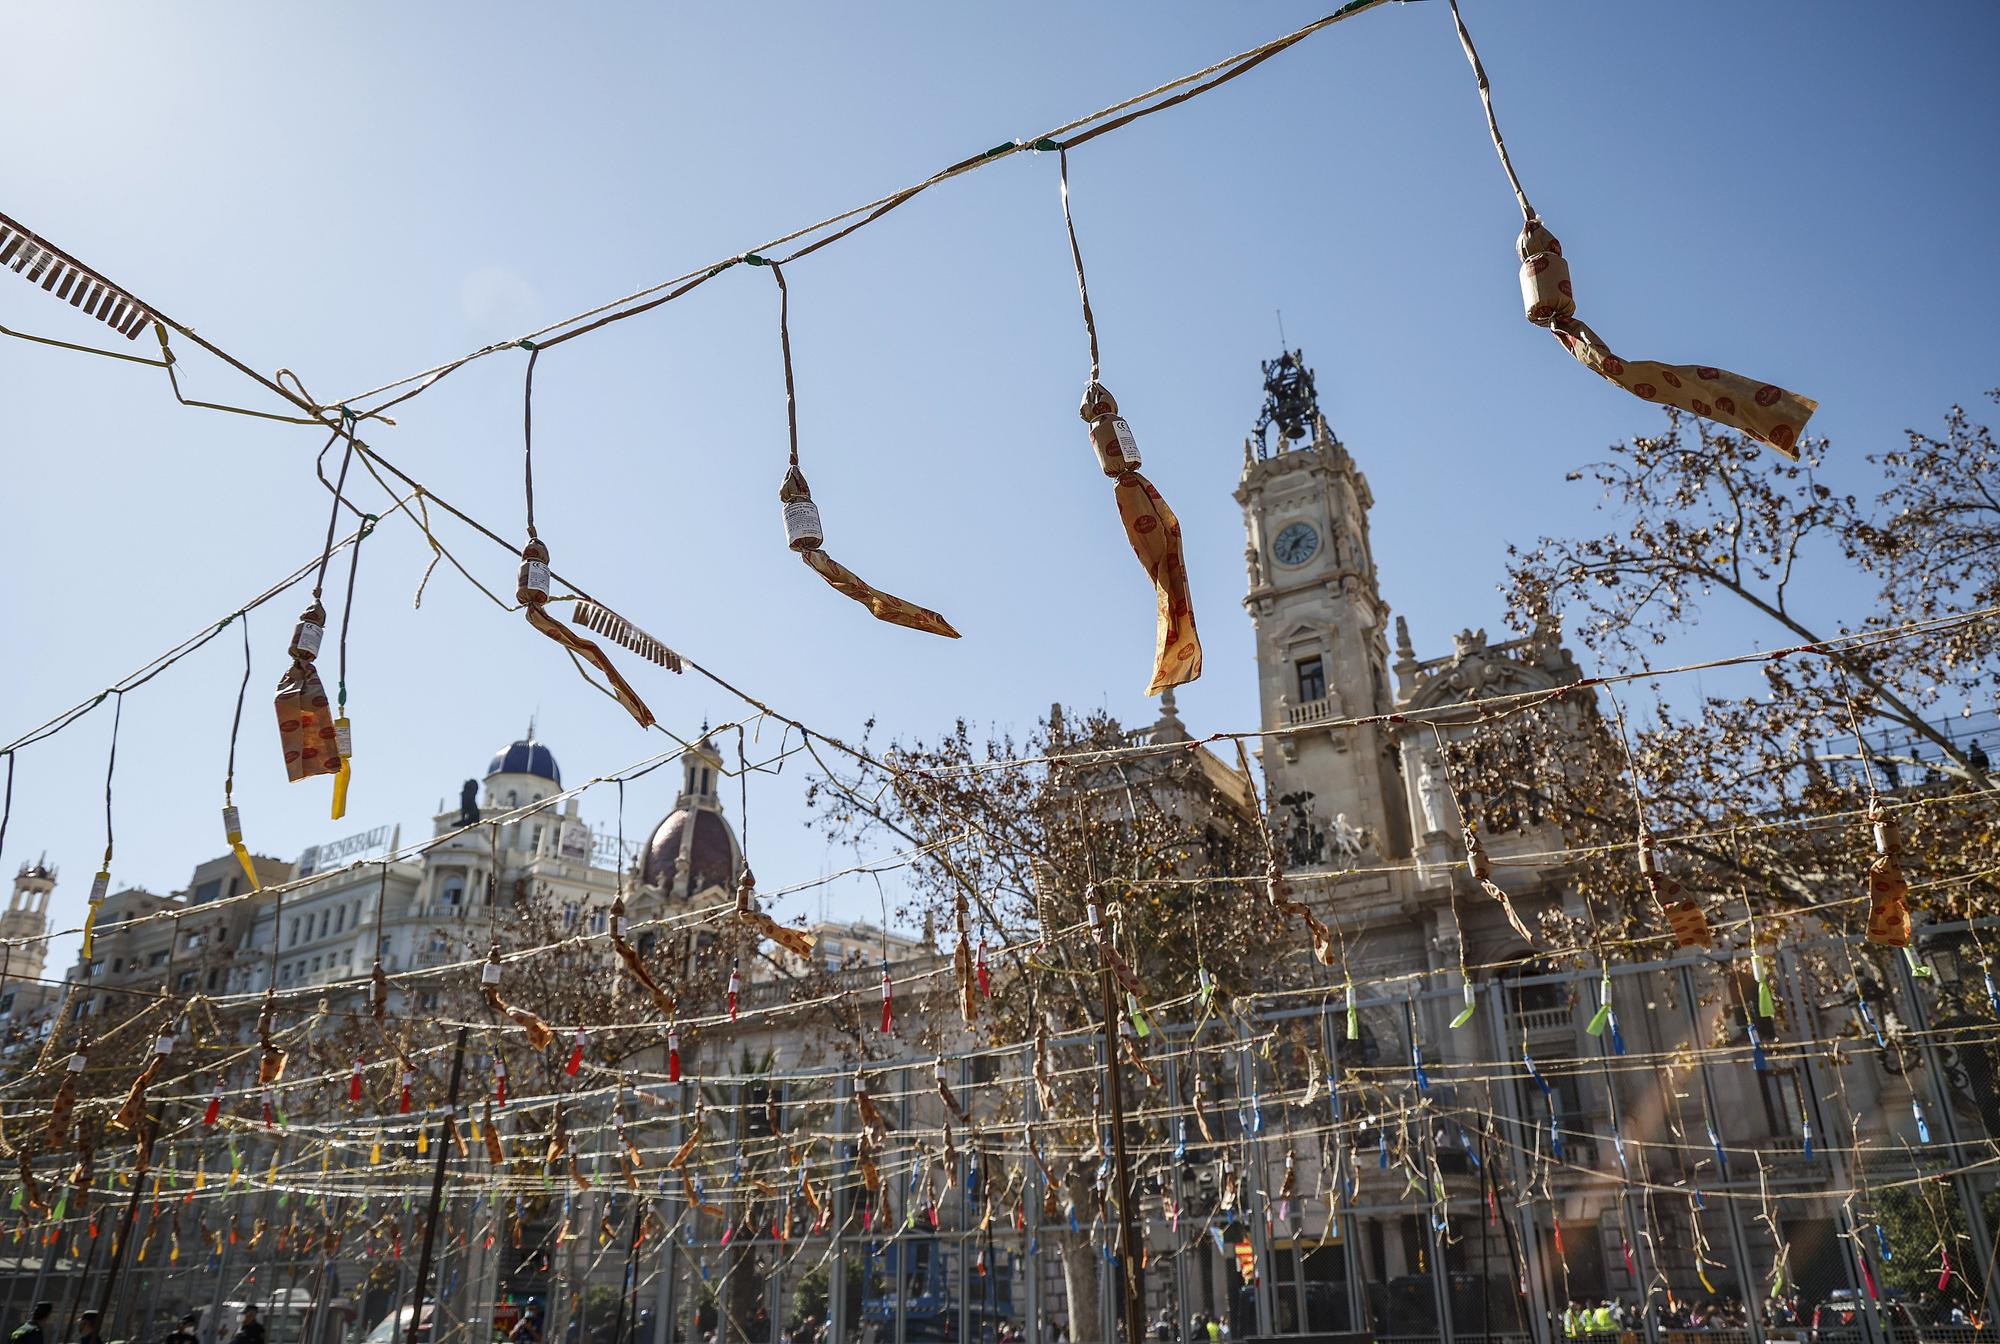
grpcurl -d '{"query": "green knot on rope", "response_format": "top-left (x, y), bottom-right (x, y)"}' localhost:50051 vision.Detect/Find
top-left (742, 253), bottom-right (772, 267)
top-left (1031, 137), bottom-right (1062, 153)
top-left (517, 338), bottom-right (539, 352)
top-left (216, 613), bottom-right (235, 631)
top-left (982, 140), bottom-right (1020, 159)
top-left (358, 512), bottom-right (379, 540)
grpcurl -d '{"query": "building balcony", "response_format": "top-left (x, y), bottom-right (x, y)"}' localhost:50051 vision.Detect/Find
top-left (1511, 1006), bottom-right (1573, 1037)
top-left (1285, 696), bottom-right (1339, 728)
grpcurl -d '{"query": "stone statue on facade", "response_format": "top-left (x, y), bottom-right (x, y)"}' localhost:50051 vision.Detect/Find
top-left (1276, 790), bottom-right (1326, 868)
top-left (1416, 759), bottom-right (1451, 836)
top-left (1329, 812), bottom-right (1366, 859)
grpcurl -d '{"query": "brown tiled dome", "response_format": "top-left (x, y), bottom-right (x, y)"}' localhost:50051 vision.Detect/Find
top-left (641, 808), bottom-right (738, 894)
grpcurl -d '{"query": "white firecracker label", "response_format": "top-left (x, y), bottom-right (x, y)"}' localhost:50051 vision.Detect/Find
top-left (611, 914), bottom-right (623, 939)
top-left (68, 1054), bottom-right (87, 1072)
top-left (335, 721), bottom-right (353, 755)
top-left (783, 498), bottom-right (824, 549)
top-left (523, 560), bottom-right (550, 595)
top-left (482, 961), bottom-right (502, 985)
top-left (90, 871), bottom-right (109, 903)
top-left (155, 1034), bottom-right (174, 1055)
top-left (1111, 418), bottom-right (1139, 464)
top-left (295, 621), bottom-right (323, 657)
top-left (1086, 903), bottom-right (1101, 929)
top-left (222, 805), bottom-right (242, 840)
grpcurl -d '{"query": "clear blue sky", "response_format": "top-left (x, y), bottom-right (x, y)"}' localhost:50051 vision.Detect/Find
top-left (4, 2), bottom-right (1996, 966)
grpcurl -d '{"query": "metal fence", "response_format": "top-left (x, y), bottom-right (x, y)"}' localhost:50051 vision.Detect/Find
top-left (6, 925), bottom-right (1996, 1344)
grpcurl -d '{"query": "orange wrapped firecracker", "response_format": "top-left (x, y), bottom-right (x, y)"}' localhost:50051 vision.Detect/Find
top-left (1865, 808), bottom-right (1912, 948)
top-left (274, 601), bottom-right (341, 783)
top-left (1080, 381), bottom-right (1201, 696)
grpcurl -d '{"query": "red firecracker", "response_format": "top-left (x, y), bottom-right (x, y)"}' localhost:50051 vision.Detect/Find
top-left (880, 963), bottom-right (894, 1034)
top-left (976, 937), bottom-right (991, 998)
top-left (668, 1028), bottom-right (682, 1083)
top-left (398, 1071), bottom-right (414, 1115)
top-left (349, 1054), bottom-right (364, 1104)
top-left (203, 1078), bottom-right (224, 1127)
top-left (727, 960), bottom-right (741, 1022)
top-left (565, 1029), bottom-right (586, 1077)
top-left (495, 1058), bottom-right (508, 1107)
top-left (260, 1087), bottom-right (275, 1130)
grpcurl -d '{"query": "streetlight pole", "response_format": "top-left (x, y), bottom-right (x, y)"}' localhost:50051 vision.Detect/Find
top-left (406, 1027), bottom-right (471, 1337)
top-left (1092, 896), bottom-right (1144, 1344)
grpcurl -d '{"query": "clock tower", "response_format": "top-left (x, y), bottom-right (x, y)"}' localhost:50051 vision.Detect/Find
top-left (1236, 352), bottom-right (1412, 865)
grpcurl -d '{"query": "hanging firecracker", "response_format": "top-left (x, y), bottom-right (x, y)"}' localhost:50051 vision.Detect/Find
top-left (667, 1026), bottom-right (682, 1084)
top-left (222, 802), bottom-right (262, 895)
top-left (330, 706), bottom-right (354, 821)
top-left (1516, 218), bottom-right (1816, 457)
top-left (1079, 381), bottom-right (1203, 694)
top-left (1462, 824), bottom-right (1537, 945)
top-left (202, 1077), bottom-right (224, 1128)
top-left (81, 862), bottom-right (110, 961)
top-left (349, 1054), bottom-right (364, 1105)
top-left (1639, 834), bottom-right (1711, 949)
top-left (397, 1068), bottom-right (415, 1115)
top-left (274, 601), bottom-right (342, 783)
top-left (735, 868), bottom-right (818, 959)
top-left (952, 894), bottom-right (978, 1025)
top-left (608, 896), bottom-right (677, 1015)
top-left (480, 946), bottom-right (554, 1049)
top-left (517, 536), bottom-right (658, 729)
top-left (111, 1028), bottom-right (171, 1135)
top-left (935, 1057), bottom-right (967, 1124)
top-left (482, 1100), bottom-right (506, 1166)
top-left (763, 260), bottom-right (959, 639)
top-left (1865, 808), bottom-right (1912, 948)
top-left (564, 1029), bottom-right (586, 1077)
top-left (976, 935), bottom-right (991, 998)
top-left (255, 991), bottom-right (287, 1085)
top-left (727, 959), bottom-right (742, 1023)
top-left (44, 1047), bottom-right (86, 1148)
top-left (494, 1056), bottom-right (508, 1107)
top-left (878, 961), bottom-right (893, 1035)
top-left (1441, 3), bottom-right (1816, 459)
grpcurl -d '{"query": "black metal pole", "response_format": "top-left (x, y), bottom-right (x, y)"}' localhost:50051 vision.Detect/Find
top-left (1098, 936), bottom-right (1144, 1344)
top-left (62, 1185), bottom-right (108, 1341)
top-left (96, 1106), bottom-right (158, 1317)
top-left (406, 1026), bottom-right (471, 1335)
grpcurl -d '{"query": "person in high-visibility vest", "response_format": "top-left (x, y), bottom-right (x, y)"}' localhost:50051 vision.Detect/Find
top-left (1593, 1302), bottom-right (1620, 1334)
top-left (1563, 1303), bottom-right (1582, 1337)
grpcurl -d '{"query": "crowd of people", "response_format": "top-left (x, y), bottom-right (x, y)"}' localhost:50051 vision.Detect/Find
top-left (7, 1304), bottom-right (263, 1344)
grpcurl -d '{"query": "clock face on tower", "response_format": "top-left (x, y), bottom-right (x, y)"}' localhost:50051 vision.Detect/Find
top-left (1272, 521), bottom-right (1319, 567)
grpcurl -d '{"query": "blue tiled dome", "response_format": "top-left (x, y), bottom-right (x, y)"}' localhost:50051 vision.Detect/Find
top-left (486, 738), bottom-right (560, 786)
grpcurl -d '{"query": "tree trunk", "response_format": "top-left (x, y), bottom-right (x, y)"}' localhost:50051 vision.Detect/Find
top-left (1059, 1227), bottom-right (1101, 1344)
